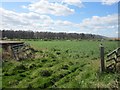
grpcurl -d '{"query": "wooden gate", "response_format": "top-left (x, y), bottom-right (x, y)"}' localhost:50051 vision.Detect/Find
top-left (106, 48), bottom-right (120, 72)
top-left (11, 43), bottom-right (36, 61)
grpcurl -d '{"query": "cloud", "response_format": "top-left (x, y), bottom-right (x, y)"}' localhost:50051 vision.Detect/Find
top-left (77, 14), bottom-right (118, 36)
top-left (0, 8), bottom-right (30, 26)
top-left (62, 0), bottom-right (83, 8)
top-left (28, 0), bottom-right (74, 16)
top-left (55, 20), bottom-right (74, 26)
top-left (0, 7), bottom-right (77, 32)
top-left (102, 0), bottom-right (119, 5)
top-left (80, 14), bottom-right (118, 27)
top-left (0, 8), bottom-right (54, 31)
top-left (0, 7), bottom-right (118, 37)
top-left (21, 5), bottom-right (27, 9)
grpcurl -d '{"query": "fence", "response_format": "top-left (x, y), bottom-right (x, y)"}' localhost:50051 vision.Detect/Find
top-left (106, 48), bottom-right (120, 71)
top-left (100, 45), bottom-right (120, 72)
top-left (11, 43), bottom-right (36, 61)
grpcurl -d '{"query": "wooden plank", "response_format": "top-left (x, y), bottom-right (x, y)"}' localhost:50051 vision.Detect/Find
top-left (107, 48), bottom-right (120, 57)
top-left (12, 44), bottom-right (24, 48)
top-left (106, 57), bottom-right (116, 62)
top-left (106, 63), bottom-right (115, 68)
top-left (107, 51), bottom-right (116, 57)
top-left (0, 40), bottom-right (24, 44)
top-left (11, 47), bottom-right (19, 61)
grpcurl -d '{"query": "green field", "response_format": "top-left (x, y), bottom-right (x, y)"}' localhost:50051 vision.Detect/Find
top-left (2, 40), bottom-right (120, 88)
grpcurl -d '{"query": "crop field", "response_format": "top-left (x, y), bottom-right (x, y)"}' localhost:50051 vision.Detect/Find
top-left (2, 40), bottom-right (120, 88)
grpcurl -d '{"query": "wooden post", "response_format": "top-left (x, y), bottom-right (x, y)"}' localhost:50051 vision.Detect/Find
top-left (100, 44), bottom-right (105, 72)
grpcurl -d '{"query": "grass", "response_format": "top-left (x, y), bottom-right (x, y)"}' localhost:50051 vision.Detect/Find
top-left (2, 39), bottom-right (119, 88)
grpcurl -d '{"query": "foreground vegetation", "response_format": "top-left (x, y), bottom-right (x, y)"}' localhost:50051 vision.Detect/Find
top-left (2, 40), bottom-right (120, 88)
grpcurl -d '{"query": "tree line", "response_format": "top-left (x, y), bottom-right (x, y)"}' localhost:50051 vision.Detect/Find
top-left (0, 30), bottom-right (104, 40)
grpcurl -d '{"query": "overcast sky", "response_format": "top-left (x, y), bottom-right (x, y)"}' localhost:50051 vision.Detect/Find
top-left (0, 0), bottom-right (119, 37)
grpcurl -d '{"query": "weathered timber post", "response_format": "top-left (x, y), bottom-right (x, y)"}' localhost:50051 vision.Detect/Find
top-left (100, 43), bottom-right (105, 72)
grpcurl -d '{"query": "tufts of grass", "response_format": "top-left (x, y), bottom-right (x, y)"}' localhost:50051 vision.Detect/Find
top-left (40, 69), bottom-right (53, 77)
top-left (2, 40), bottom-right (119, 88)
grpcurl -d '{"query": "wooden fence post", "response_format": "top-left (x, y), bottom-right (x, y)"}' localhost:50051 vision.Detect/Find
top-left (100, 44), bottom-right (105, 72)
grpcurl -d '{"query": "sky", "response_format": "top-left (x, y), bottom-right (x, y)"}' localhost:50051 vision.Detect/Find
top-left (0, 0), bottom-right (119, 37)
